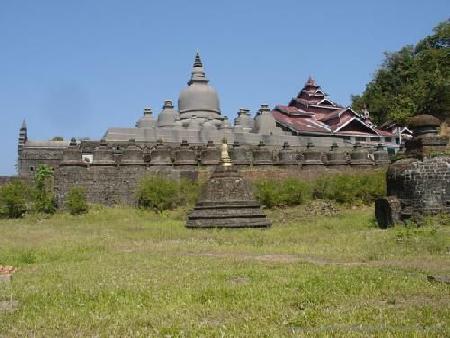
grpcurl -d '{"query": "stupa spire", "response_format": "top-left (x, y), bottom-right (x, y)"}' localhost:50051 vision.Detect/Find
top-left (189, 52), bottom-right (208, 84)
top-left (193, 52), bottom-right (203, 68)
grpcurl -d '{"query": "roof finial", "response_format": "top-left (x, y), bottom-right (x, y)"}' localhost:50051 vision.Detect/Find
top-left (189, 51), bottom-right (208, 84)
top-left (306, 75), bottom-right (316, 86)
top-left (193, 51), bottom-right (203, 68)
top-left (21, 119), bottom-right (27, 130)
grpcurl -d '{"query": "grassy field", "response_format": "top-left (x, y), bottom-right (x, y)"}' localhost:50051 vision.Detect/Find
top-left (0, 205), bottom-right (449, 337)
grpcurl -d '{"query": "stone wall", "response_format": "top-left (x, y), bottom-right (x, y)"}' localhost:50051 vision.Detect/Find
top-left (21, 139), bottom-right (390, 207)
top-left (375, 115), bottom-right (450, 228)
top-left (54, 165), bottom-right (197, 207)
top-left (19, 147), bottom-right (64, 178)
top-left (54, 163), bottom-right (384, 207)
top-left (386, 157), bottom-right (450, 216)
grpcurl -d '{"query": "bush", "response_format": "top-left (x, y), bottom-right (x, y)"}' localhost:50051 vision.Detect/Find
top-left (312, 171), bottom-right (386, 205)
top-left (254, 178), bottom-right (311, 208)
top-left (0, 180), bottom-right (30, 218)
top-left (253, 170), bottom-right (386, 208)
top-left (136, 176), bottom-right (199, 212)
top-left (33, 165), bottom-right (56, 214)
top-left (66, 186), bottom-right (88, 215)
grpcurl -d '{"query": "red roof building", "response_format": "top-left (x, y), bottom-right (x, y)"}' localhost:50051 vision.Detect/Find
top-left (272, 77), bottom-right (399, 146)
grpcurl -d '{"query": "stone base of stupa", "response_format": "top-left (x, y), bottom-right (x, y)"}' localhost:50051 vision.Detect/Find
top-left (186, 165), bottom-right (271, 228)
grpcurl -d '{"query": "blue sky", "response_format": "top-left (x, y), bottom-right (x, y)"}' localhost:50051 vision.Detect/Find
top-left (0, 0), bottom-right (449, 174)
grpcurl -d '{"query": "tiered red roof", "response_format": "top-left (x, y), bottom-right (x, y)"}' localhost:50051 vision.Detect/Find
top-left (272, 77), bottom-right (394, 139)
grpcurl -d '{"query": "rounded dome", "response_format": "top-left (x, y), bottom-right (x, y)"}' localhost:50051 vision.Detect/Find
top-left (178, 83), bottom-right (221, 118)
top-left (157, 100), bottom-right (179, 127)
top-left (178, 53), bottom-right (221, 120)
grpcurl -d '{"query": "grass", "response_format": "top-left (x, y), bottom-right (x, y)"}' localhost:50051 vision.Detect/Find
top-left (0, 205), bottom-right (449, 337)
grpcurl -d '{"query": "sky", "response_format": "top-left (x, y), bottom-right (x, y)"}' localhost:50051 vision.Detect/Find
top-left (0, 0), bottom-right (449, 175)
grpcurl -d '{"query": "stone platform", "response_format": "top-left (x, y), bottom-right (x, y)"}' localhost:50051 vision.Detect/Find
top-left (186, 165), bottom-right (271, 228)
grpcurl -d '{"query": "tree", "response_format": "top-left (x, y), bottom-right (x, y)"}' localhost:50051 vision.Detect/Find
top-left (34, 165), bottom-right (57, 214)
top-left (0, 180), bottom-right (30, 218)
top-left (66, 186), bottom-right (88, 215)
top-left (352, 20), bottom-right (450, 124)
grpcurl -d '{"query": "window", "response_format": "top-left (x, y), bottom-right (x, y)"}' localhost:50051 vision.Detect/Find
top-left (356, 137), bottom-right (366, 142)
top-left (384, 137), bottom-right (392, 142)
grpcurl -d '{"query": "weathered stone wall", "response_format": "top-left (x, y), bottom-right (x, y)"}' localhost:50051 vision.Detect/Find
top-left (19, 148), bottom-right (64, 178)
top-left (54, 165), bottom-right (197, 207)
top-left (387, 156), bottom-right (450, 215)
top-left (21, 140), bottom-right (390, 207)
top-left (376, 115), bottom-right (450, 228)
top-left (198, 165), bottom-right (385, 183)
top-left (54, 163), bottom-right (385, 206)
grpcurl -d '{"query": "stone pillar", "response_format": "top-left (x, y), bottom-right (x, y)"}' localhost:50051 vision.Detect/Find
top-left (149, 140), bottom-right (173, 166)
top-left (302, 142), bottom-right (324, 169)
top-left (200, 141), bottom-right (220, 166)
top-left (230, 141), bottom-right (250, 166)
top-left (373, 143), bottom-right (390, 166)
top-left (350, 142), bottom-right (373, 167)
top-left (60, 138), bottom-right (84, 166)
top-left (92, 140), bottom-right (116, 166)
top-left (121, 139), bottom-right (145, 166)
top-left (174, 140), bottom-right (198, 168)
top-left (277, 142), bottom-right (299, 167)
top-left (252, 141), bottom-right (273, 166)
top-left (325, 142), bottom-right (348, 169)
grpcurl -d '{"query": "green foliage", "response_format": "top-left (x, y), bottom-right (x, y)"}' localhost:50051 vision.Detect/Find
top-left (313, 171), bottom-right (386, 205)
top-left (352, 20), bottom-right (450, 124)
top-left (136, 175), bottom-right (198, 212)
top-left (33, 165), bottom-right (57, 214)
top-left (66, 186), bottom-right (89, 215)
top-left (254, 178), bottom-right (312, 208)
top-left (254, 171), bottom-right (386, 208)
top-left (0, 180), bottom-right (30, 218)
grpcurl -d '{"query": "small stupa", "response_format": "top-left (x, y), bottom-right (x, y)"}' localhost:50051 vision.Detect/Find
top-left (186, 139), bottom-right (271, 228)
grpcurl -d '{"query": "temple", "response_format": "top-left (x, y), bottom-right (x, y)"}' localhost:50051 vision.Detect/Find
top-left (17, 53), bottom-right (397, 181)
top-left (272, 77), bottom-right (397, 145)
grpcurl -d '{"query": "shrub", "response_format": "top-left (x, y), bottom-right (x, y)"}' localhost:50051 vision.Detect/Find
top-left (33, 165), bottom-right (56, 214)
top-left (254, 178), bottom-right (311, 208)
top-left (312, 171), bottom-right (386, 205)
top-left (136, 176), bottom-right (198, 212)
top-left (66, 186), bottom-right (89, 215)
top-left (253, 170), bottom-right (386, 208)
top-left (0, 180), bottom-right (30, 218)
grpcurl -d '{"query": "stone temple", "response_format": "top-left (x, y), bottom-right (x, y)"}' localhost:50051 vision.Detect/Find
top-left (375, 114), bottom-right (450, 228)
top-left (186, 140), bottom-right (271, 228)
top-left (16, 53), bottom-right (396, 206)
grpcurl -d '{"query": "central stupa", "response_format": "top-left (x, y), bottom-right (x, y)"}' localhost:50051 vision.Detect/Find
top-left (178, 53), bottom-right (222, 121)
top-left (186, 140), bottom-right (271, 228)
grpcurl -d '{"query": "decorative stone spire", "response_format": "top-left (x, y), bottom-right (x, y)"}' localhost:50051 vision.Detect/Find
top-left (220, 138), bottom-right (232, 167)
top-left (178, 53), bottom-right (221, 119)
top-left (136, 106), bottom-right (156, 128)
top-left (189, 52), bottom-right (208, 85)
top-left (18, 119), bottom-right (28, 155)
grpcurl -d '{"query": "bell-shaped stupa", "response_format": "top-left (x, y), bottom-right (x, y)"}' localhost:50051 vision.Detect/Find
top-left (186, 140), bottom-right (271, 228)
